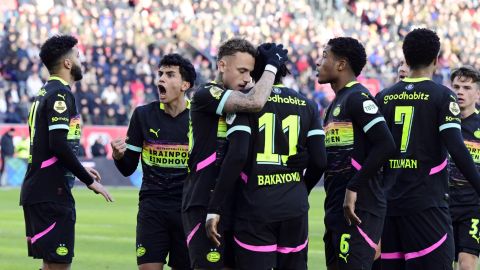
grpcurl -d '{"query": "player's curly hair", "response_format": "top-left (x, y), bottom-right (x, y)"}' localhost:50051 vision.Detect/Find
top-left (39, 34), bottom-right (78, 74)
top-left (450, 65), bottom-right (480, 88)
top-left (218, 38), bottom-right (256, 60)
top-left (159, 53), bottom-right (197, 88)
top-left (251, 43), bottom-right (289, 84)
top-left (402, 28), bottom-right (440, 70)
top-left (328, 37), bottom-right (367, 77)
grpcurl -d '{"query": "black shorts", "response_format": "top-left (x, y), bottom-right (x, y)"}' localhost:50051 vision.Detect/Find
top-left (324, 210), bottom-right (383, 270)
top-left (381, 207), bottom-right (454, 270)
top-left (182, 207), bottom-right (235, 269)
top-left (23, 202), bottom-right (75, 264)
top-left (234, 213), bottom-right (308, 270)
top-left (450, 206), bottom-right (480, 260)
top-left (136, 198), bottom-right (190, 269)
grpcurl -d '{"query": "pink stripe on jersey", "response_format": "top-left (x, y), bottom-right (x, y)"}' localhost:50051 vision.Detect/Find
top-left (41, 156), bottom-right (58, 169)
top-left (240, 172), bottom-right (248, 184)
top-left (429, 158), bottom-right (447, 175)
top-left (234, 236), bottom-right (277, 252)
top-left (381, 252), bottom-right (404, 260)
top-left (186, 222), bottom-right (201, 247)
top-left (30, 222), bottom-right (56, 244)
top-left (404, 233), bottom-right (447, 260)
top-left (196, 152), bottom-right (216, 172)
top-left (277, 238), bottom-right (309, 254)
top-left (351, 158), bottom-right (362, 171)
top-left (357, 226), bottom-right (378, 250)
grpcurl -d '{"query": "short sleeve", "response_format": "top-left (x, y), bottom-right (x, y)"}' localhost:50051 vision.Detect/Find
top-left (438, 89), bottom-right (461, 132)
top-left (347, 91), bottom-right (386, 134)
top-left (192, 85), bottom-right (233, 116)
top-left (225, 113), bottom-right (252, 138)
top-left (125, 108), bottom-right (144, 153)
top-left (46, 90), bottom-right (74, 132)
top-left (306, 101), bottom-right (325, 138)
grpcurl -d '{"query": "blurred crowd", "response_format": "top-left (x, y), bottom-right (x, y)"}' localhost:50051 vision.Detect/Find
top-left (0, 0), bottom-right (479, 125)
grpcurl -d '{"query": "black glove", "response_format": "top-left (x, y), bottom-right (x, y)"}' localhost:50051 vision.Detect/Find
top-left (258, 43), bottom-right (288, 69)
top-left (286, 145), bottom-right (309, 170)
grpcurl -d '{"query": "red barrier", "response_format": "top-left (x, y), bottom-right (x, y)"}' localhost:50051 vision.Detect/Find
top-left (0, 124), bottom-right (128, 159)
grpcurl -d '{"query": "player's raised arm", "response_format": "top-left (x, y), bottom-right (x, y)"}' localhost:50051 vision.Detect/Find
top-left (222, 43), bottom-right (288, 113)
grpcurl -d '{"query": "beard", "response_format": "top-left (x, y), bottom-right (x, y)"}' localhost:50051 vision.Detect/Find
top-left (71, 63), bottom-right (83, 81)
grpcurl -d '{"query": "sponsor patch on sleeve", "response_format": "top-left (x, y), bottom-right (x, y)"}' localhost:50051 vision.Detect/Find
top-left (53, 100), bottom-right (67, 113)
top-left (449, 102), bottom-right (460, 116)
top-left (362, 100), bottom-right (378, 114)
top-left (209, 86), bottom-right (224, 100)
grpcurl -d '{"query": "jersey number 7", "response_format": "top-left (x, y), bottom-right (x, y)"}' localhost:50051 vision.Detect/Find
top-left (256, 112), bottom-right (300, 165)
top-left (394, 106), bottom-right (414, 153)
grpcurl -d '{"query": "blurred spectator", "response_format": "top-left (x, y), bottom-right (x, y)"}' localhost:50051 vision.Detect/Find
top-left (91, 137), bottom-right (107, 157)
top-left (0, 128), bottom-right (14, 176)
top-left (0, 0), bottom-right (479, 126)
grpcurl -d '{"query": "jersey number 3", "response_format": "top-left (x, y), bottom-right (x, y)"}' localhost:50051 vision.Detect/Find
top-left (394, 106), bottom-right (414, 153)
top-left (257, 113), bottom-right (299, 165)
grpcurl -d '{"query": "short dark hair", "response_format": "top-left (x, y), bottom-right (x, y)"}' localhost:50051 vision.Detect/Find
top-left (450, 66), bottom-right (480, 88)
top-left (39, 34), bottom-right (78, 74)
top-left (402, 28), bottom-right (440, 70)
top-left (218, 38), bottom-right (256, 60)
top-left (251, 43), bottom-right (289, 84)
top-left (159, 53), bottom-right (196, 88)
top-left (327, 37), bottom-right (367, 77)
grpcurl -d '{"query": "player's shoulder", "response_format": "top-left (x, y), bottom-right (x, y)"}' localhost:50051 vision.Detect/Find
top-left (43, 80), bottom-right (72, 99)
top-left (346, 83), bottom-right (376, 102)
top-left (134, 101), bottom-right (159, 115)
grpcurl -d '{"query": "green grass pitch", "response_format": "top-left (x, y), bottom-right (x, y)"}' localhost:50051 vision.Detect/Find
top-left (0, 187), bottom-right (326, 269)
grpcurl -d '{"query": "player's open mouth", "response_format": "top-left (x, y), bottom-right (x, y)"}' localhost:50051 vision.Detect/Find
top-left (158, 85), bottom-right (167, 95)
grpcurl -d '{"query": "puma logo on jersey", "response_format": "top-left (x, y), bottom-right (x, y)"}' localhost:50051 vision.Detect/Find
top-left (149, 128), bottom-right (160, 138)
top-left (57, 93), bottom-right (66, 100)
top-left (339, 253), bottom-right (349, 263)
top-left (276, 53), bottom-right (282, 60)
top-left (361, 93), bottom-right (370, 98)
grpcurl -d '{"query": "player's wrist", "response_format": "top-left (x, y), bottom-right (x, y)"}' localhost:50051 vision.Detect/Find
top-left (206, 213), bottom-right (220, 222)
top-left (264, 64), bottom-right (278, 74)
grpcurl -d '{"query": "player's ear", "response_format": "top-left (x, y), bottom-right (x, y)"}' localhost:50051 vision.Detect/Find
top-left (337, 59), bottom-right (347, 72)
top-left (181, 81), bottom-right (190, 92)
top-left (63, 57), bottom-right (72, 70)
top-left (217, 59), bottom-right (226, 73)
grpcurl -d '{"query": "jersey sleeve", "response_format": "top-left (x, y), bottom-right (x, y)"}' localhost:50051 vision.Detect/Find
top-left (306, 100), bottom-right (325, 138)
top-left (193, 85), bottom-right (233, 116)
top-left (226, 113), bottom-right (252, 138)
top-left (347, 91), bottom-right (386, 134)
top-left (438, 89), bottom-right (462, 132)
top-left (125, 108), bottom-right (144, 153)
top-left (46, 89), bottom-right (74, 132)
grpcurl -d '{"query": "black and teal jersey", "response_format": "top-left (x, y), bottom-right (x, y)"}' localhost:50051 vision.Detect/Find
top-left (376, 77), bottom-right (462, 215)
top-left (20, 76), bottom-right (82, 205)
top-left (323, 81), bottom-right (387, 218)
top-left (182, 82), bottom-right (231, 210)
top-left (449, 110), bottom-right (480, 208)
top-left (125, 101), bottom-right (190, 202)
top-left (236, 85), bottom-right (325, 222)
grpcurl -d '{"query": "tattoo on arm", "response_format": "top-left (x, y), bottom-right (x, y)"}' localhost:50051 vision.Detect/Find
top-left (223, 71), bottom-right (276, 113)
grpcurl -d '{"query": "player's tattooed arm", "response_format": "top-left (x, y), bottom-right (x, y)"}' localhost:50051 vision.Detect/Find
top-left (222, 71), bottom-right (276, 113)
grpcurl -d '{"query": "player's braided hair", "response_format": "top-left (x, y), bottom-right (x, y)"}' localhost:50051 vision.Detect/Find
top-left (218, 38), bottom-right (256, 60)
top-left (327, 37), bottom-right (367, 77)
top-left (159, 53), bottom-right (196, 88)
top-left (39, 34), bottom-right (78, 74)
top-left (402, 28), bottom-right (440, 70)
top-left (450, 66), bottom-right (480, 88)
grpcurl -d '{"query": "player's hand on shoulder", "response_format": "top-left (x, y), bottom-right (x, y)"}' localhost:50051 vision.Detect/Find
top-left (258, 43), bottom-right (289, 69)
top-left (88, 181), bottom-right (114, 202)
top-left (111, 137), bottom-right (127, 160)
